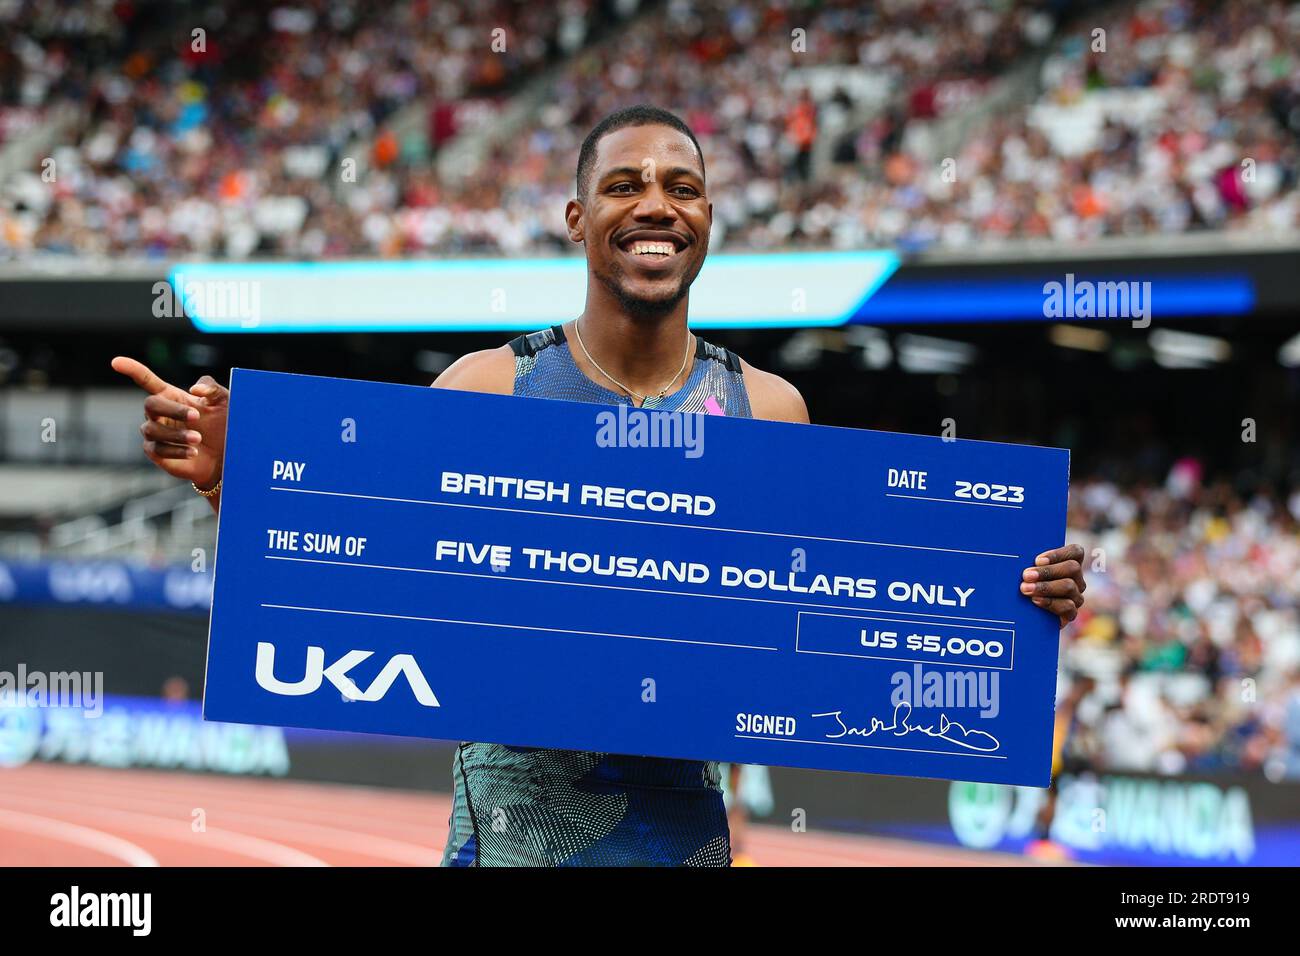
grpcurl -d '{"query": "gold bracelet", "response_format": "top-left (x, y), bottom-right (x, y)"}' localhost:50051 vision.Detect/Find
top-left (192, 477), bottom-right (222, 498)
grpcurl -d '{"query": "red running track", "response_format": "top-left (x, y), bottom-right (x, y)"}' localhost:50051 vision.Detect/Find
top-left (0, 763), bottom-right (1052, 867)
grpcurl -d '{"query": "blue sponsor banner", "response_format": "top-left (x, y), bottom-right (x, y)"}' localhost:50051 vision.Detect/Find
top-left (936, 777), bottom-right (1291, 866)
top-left (0, 560), bottom-right (213, 612)
top-left (748, 767), bottom-right (1298, 867)
top-left (204, 368), bottom-right (1069, 786)
top-left (164, 256), bottom-right (1254, 332)
top-left (854, 273), bottom-right (1255, 323)
top-left (0, 694), bottom-right (288, 773)
top-left (0, 693), bottom-right (444, 775)
top-left (170, 251), bottom-right (900, 332)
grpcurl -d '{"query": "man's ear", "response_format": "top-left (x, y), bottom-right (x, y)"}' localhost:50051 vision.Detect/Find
top-left (565, 198), bottom-right (584, 243)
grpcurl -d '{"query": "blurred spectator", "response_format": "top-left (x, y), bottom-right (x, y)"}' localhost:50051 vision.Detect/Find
top-left (785, 89), bottom-right (817, 183)
top-left (1057, 470), bottom-right (1300, 778)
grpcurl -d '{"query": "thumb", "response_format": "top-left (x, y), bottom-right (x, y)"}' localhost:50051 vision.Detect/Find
top-left (189, 375), bottom-right (229, 406)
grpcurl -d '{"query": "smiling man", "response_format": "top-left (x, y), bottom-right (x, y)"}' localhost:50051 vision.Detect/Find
top-left (427, 105), bottom-right (1087, 866)
top-left (111, 104), bottom-right (1086, 867)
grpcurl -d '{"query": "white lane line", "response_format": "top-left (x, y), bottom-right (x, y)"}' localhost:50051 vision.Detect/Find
top-left (177, 809), bottom-right (434, 866)
top-left (0, 806), bottom-right (159, 867)
top-left (0, 783), bottom-right (432, 866)
top-left (0, 792), bottom-right (328, 867)
top-left (3, 767), bottom-right (447, 831)
top-left (270, 485), bottom-right (1020, 559)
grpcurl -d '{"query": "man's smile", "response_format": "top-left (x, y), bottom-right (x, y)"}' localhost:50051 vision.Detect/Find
top-left (614, 229), bottom-right (689, 270)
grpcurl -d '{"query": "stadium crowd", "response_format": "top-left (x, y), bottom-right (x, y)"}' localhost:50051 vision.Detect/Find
top-left (1, 0), bottom-right (609, 257)
top-left (408, 0), bottom-right (1057, 255)
top-left (1059, 471), bottom-right (1300, 780)
top-left (828, 0), bottom-right (1300, 250)
top-left (4, 0), bottom-right (1295, 259)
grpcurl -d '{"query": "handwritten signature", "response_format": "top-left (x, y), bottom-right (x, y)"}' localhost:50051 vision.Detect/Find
top-left (810, 702), bottom-right (1002, 753)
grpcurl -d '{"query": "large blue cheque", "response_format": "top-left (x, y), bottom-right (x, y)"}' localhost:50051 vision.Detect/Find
top-left (204, 368), bottom-right (1070, 786)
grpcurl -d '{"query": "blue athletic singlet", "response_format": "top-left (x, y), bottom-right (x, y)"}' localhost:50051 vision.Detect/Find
top-left (440, 322), bottom-right (753, 866)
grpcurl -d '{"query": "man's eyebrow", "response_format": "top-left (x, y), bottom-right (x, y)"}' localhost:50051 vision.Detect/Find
top-left (598, 165), bottom-right (704, 182)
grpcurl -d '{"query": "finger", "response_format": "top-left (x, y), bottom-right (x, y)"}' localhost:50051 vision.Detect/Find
top-left (113, 356), bottom-right (205, 409)
top-left (1022, 559), bottom-right (1081, 583)
top-left (1034, 543), bottom-right (1085, 567)
top-left (1030, 591), bottom-right (1083, 611)
top-left (1021, 579), bottom-right (1080, 600)
top-left (1052, 599), bottom-right (1080, 624)
top-left (144, 393), bottom-right (200, 424)
top-left (143, 439), bottom-right (197, 461)
top-left (190, 375), bottom-right (229, 404)
top-left (141, 420), bottom-right (203, 446)
top-left (112, 356), bottom-right (172, 396)
top-left (1030, 594), bottom-right (1078, 621)
top-left (142, 444), bottom-right (181, 470)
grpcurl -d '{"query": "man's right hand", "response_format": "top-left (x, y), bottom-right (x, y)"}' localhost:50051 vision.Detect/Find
top-left (111, 357), bottom-right (229, 490)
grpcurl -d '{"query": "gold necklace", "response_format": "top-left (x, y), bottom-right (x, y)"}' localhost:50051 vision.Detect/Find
top-left (572, 320), bottom-right (693, 403)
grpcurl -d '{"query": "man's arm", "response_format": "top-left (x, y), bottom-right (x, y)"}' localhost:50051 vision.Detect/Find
top-left (739, 359), bottom-right (810, 424)
top-left (430, 345), bottom-right (516, 394)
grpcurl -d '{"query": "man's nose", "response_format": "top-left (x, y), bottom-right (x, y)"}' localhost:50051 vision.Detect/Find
top-left (632, 182), bottom-right (677, 221)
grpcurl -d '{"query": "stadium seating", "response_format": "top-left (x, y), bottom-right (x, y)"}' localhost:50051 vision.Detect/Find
top-left (4, 0), bottom-right (1294, 259)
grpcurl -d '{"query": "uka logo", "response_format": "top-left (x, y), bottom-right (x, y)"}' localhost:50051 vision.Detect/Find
top-left (255, 643), bottom-right (440, 706)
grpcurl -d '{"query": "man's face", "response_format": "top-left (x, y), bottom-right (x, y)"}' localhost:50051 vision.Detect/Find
top-left (568, 124), bottom-right (712, 317)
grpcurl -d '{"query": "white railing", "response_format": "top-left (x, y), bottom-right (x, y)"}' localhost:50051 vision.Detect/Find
top-left (41, 484), bottom-right (216, 560)
top-left (0, 460), bottom-right (217, 561)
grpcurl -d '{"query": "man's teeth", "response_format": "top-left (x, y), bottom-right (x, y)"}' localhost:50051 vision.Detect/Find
top-left (630, 241), bottom-right (676, 256)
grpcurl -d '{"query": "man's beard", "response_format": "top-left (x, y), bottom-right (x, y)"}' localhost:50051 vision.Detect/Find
top-left (595, 261), bottom-right (694, 320)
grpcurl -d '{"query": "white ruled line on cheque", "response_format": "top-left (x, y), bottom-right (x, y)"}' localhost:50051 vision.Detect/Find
top-left (269, 485), bottom-right (1021, 559)
top-left (734, 733), bottom-right (1007, 760)
top-left (885, 493), bottom-right (1023, 510)
top-left (260, 602), bottom-right (778, 651)
top-left (263, 554), bottom-right (1016, 626)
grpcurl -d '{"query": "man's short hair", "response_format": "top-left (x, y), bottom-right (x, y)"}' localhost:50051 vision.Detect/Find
top-left (575, 105), bottom-right (706, 200)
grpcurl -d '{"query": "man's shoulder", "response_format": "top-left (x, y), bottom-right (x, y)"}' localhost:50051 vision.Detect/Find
top-left (430, 344), bottom-right (515, 395)
top-left (737, 356), bottom-right (809, 424)
top-left (428, 336), bottom-right (810, 422)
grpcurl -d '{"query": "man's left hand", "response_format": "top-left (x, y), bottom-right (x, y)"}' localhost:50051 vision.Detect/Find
top-left (1021, 543), bottom-right (1086, 629)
